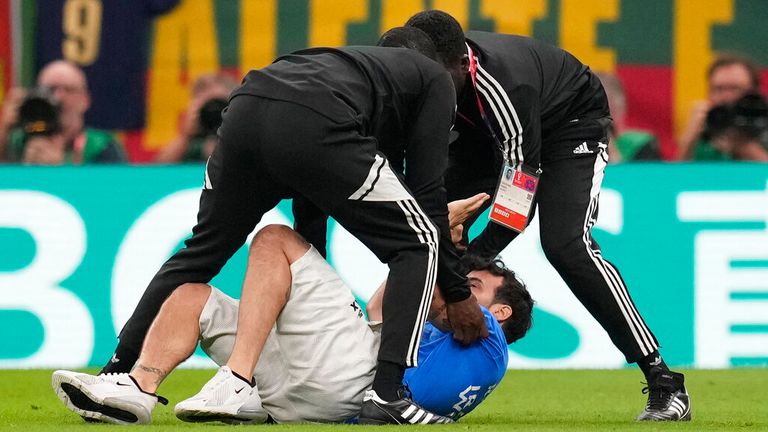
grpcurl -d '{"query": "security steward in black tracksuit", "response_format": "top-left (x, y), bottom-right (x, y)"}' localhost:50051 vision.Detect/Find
top-left (101, 29), bottom-right (486, 425)
top-left (406, 10), bottom-right (691, 422)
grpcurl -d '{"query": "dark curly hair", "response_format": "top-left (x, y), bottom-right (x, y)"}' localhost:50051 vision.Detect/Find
top-left (377, 26), bottom-right (438, 61)
top-left (462, 254), bottom-right (534, 344)
top-left (405, 10), bottom-right (466, 65)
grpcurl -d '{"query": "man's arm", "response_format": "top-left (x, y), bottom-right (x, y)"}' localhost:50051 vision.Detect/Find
top-left (367, 192), bottom-right (487, 322)
top-left (467, 86), bottom-right (541, 258)
top-left (403, 72), bottom-right (464, 299)
top-left (403, 71), bottom-right (488, 344)
top-left (0, 88), bottom-right (25, 162)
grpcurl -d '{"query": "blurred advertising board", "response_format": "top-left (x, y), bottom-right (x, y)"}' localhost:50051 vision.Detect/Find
top-left (0, 163), bottom-right (767, 368)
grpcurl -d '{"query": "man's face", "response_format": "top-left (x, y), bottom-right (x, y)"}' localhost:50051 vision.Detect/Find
top-left (439, 55), bottom-right (470, 98)
top-left (468, 269), bottom-right (503, 308)
top-left (709, 63), bottom-right (754, 106)
top-left (37, 62), bottom-right (90, 128)
top-left (467, 269), bottom-right (512, 324)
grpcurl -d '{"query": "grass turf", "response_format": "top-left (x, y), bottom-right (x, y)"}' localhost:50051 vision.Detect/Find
top-left (0, 369), bottom-right (766, 431)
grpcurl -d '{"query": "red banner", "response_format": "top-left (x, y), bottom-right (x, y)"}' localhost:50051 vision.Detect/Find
top-left (0, 0), bottom-right (11, 102)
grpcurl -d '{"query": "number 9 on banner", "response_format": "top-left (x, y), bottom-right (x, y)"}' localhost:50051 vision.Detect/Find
top-left (63, 0), bottom-right (103, 66)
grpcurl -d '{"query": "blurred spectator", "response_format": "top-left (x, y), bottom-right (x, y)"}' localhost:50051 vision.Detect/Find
top-left (678, 53), bottom-right (768, 161)
top-left (36, 0), bottom-right (180, 130)
top-left (597, 72), bottom-right (661, 163)
top-left (155, 73), bottom-right (238, 163)
top-left (0, 60), bottom-right (125, 164)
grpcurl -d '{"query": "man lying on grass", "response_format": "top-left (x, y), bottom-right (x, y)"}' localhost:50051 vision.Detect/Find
top-left (52, 195), bottom-right (534, 425)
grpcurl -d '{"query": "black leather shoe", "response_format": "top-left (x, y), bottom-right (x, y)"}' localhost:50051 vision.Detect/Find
top-left (359, 389), bottom-right (453, 425)
top-left (636, 367), bottom-right (691, 421)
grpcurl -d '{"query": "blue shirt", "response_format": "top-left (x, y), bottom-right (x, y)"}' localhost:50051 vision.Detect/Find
top-left (404, 307), bottom-right (508, 419)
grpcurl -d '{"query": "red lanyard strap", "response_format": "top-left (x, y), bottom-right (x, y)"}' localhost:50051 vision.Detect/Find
top-left (467, 46), bottom-right (508, 161)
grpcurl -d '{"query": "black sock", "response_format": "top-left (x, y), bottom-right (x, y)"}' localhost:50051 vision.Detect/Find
top-left (230, 369), bottom-right (256, 387)
top-left (636, 351), bottom-right (669, 380)
top-left (372, 360), bottom-right (405, 401)
top-left (99, 343), bottom-right (139, 374)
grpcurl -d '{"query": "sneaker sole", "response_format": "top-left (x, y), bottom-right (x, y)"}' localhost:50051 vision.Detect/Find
top-left (176, 409), bottom-right (266, 424)
top-left (359, 417), bottom-right (393, 425)
top-left (636, 410), bottom-right (692, 422)
top-left (51, 372), bottom-right (149, 425)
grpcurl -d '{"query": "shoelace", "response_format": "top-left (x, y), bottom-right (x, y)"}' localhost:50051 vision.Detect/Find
top-left (398, 385), bottom-right (414, 401)
top-left (641, 383), bottom-right (673, 411)
top-left (99, 372), bottom-right (126, 378)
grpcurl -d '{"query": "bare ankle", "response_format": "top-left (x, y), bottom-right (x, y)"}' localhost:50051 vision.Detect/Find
top-left (130, 363), bottom-right (168, 393)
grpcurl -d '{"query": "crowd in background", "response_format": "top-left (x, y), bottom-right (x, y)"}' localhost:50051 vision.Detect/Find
top-left (1, 53), bottom-right (767, 165)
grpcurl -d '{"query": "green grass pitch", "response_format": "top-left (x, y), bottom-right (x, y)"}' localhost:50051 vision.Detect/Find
top-left (1, 369), bottom-right (766, 431)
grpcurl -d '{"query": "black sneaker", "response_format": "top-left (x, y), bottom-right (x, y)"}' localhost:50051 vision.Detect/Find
top-left (359, 389), bottom-right (453, 424)
top-left (636, 367), bottom-right (691, 421)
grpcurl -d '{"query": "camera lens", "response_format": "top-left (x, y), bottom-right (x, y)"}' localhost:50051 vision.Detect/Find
top-left (18, 87), bottom-right (61, 136)
top-left (198, 98), bottom-right (228, 137)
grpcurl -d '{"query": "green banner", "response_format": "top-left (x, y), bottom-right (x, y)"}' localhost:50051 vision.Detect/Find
top-left (1, 163), bottom-right (767, 368)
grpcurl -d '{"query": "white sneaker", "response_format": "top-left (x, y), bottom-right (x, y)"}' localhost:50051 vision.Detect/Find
top-left (51, 370), bottom-right (167, 425)
top-left (175, 366), bottom-right (268, 424)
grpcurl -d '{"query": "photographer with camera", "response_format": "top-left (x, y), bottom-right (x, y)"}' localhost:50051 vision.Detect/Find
top-left (154, 73), bottom-right (237, 163)
top-left (703, 92), bottom-right (768, 161)
top-left (0, 60), bottom-right (125, 164)
top-left (678, 53), bottom-right (768, 161)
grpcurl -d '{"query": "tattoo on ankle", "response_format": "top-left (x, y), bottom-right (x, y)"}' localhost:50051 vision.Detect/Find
top-left (135, 363), bottom-right (168, 384)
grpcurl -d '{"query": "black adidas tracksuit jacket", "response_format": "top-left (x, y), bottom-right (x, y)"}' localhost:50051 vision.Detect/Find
top-left (109, 46), bottom-right (470, 371)
top-left (450, 31), bottom-right (660, 362)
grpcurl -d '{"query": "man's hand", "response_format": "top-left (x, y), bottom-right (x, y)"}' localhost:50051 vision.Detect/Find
top-left (450, 223), bottom-right (465, 250)
top-left (0, 87), bottom-right (26, 132)
top-left (23, 135), bottom-right (67, 165)
top-left (446, 295), bottom-right (489, 345)
top-left (448, 192), bottom-right (490, 229)
top-left (677, 100), bottom-right (711, 159)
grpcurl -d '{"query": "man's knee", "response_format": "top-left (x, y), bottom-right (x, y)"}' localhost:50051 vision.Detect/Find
top-left (541, 233), bottom-right (586, 271)
top-left (251, 224), bottom-right (309, 261)
top-left (162, 283), bottom-right (212, 314)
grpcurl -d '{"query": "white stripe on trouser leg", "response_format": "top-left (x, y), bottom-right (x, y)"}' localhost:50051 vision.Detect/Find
top-left (348, 155), bottom-right (412, 202)
top-left (204, 158), bottom-right (213, 190)
top-left (584, 197), bottom-right (655, 352)
top-left (584, 196), bottom-right (653, 349)
top-left (581, 151), bottom-right (657, 355)
top-left (600, 252), bottom-right (656, 349)
top-left (582, 156), bottom-right (656, 354)
top-left (396, 199), bottom-right (438, 367)
top-left (349, 154), bottom-right (438, 367)
top-left (582, 177), bottom-right (656, 355)
top-left (401, 199), bottom-right (438, 365)
top-left (348, 155), bottom-right (386, 200)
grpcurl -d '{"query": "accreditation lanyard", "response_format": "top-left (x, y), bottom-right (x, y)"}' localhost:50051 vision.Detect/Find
top-left (465, 47), bottom-right (540, 232)
top-left (463, 45), bottom-right (508, 163)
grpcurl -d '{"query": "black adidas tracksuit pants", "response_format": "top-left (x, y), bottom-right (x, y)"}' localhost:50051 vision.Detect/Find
top-left (117, 95), bottom-right (439, 369)
top-left (449, 132), bottom-right (660, 363)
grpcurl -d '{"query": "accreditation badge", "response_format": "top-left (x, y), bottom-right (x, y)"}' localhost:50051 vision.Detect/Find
top-left (488, 164), bottom-right (539, 232)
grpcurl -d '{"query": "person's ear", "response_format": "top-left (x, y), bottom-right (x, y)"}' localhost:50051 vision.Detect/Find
top-left (489, 303), bottom-right (512, 323)
top-left (460, 54), bottom-right (470, 73)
